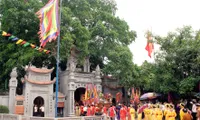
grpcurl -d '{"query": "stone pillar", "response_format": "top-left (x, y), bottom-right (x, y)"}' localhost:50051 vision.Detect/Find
top-left (83, 57), bottom-right (90, 72)
top-left (9, 68), bottom-right (18, 114)
top-left (94, 65), bottom-right (102, 92)
top-left (49, 94), bottom-right (54, 117)
top-left (67, 82), bottom-right (76, 116)
top-left (95, 65), bottom-right (101, 79)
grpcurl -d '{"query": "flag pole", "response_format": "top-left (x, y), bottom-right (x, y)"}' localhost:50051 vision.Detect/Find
top-left (55, 0), bottom-right (62, 118)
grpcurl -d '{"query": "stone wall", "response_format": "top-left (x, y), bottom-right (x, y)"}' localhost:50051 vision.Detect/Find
top-left (0, 114), bottom-right (104, 120)
top-left (0, 95), bottom-right (9, 107)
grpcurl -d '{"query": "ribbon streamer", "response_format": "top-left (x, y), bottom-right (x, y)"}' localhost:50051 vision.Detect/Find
top-left (1, 31), bottom-right (51, 54)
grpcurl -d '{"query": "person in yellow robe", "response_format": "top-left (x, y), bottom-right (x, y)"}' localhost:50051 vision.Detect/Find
top-left (151, 105), bottom-right (157, 120)
top-left (156, 104), bottom-right (163, 120)
top-left (144, 106), bottom-right (151, 120)
top-left (129, 105), bottom-right (135, 120)
top-left (148, 104), bottom-right (153, 120)
top-left (166, 104), bottom-right (176, 120)
top-left (179, 103), bottom-right (185, 120)
top-left (137, 104), bottom-right (142, 120)
top-left (164, 103), bottom-right (170, 120)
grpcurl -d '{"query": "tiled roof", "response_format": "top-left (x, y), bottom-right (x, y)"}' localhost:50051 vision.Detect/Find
top-left (27, 67), bottom-right (54, 74)
top-left (25, 76), bottom-right (56, 85)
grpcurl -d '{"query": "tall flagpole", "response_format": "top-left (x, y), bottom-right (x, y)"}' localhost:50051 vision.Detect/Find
top-left (55, 0), bottom-right (62, 118)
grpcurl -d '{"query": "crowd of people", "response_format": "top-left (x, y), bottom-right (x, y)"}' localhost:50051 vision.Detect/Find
top-left (74, 99), bottom-right (200, 120)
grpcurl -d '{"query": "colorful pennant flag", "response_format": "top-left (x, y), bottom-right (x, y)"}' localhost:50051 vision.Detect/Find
top-left (85, 85), bottom-right (88, 101)
top-left (145, 30), bottom-right (154, 58)
top-left (36, 0), bottom-right (60, 47)
top-left (131, 88), bottom-right (135, 100)
top-left (93, 85), bottom-right (98, 99)
top-left (1, 31), bottom-right (51, 54)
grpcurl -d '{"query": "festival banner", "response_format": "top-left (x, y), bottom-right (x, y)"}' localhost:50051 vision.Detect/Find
top-left (36, 0), bottom-right (60, 47)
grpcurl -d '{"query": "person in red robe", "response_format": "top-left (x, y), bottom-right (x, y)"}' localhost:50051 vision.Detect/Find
top-left (102, 105), bottom-right (108, 115)
top-left (95, 104), bottom-right (100, 115)
top-left (127, 105), bottom-right (131, 120)
top-left (109, 105), bottom-right (116, 120)
top-left (90, 104), bottom-right (95, 116)
top-left (80, 105), bottom-right (84, 116)
top-left (120, 104), bottom-right (127, 120)
top-left (87, 105), bottom-right (91, 116)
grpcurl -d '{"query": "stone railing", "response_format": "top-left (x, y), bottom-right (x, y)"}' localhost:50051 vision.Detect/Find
top-left (0, 114), bottom-right (105, 120)
top-left (0, 114), bottom-right (19, 120)
top-left (58, 116), bottom-right (104, 120)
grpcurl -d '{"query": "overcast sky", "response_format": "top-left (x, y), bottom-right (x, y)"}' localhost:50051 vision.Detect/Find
top-left (115, 0), bottom-right (200, 65)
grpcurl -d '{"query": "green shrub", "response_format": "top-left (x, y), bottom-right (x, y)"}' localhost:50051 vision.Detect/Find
top-left (0, 105), bottom-right (9, 113)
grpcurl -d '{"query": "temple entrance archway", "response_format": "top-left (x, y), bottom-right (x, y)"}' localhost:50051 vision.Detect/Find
top-left (74, 87), bottom-right (85, 106)
top-left (33, 96), bottom-right (45, 117)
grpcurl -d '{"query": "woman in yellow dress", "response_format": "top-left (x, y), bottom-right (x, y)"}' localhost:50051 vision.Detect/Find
top-left (179, 103), bottom-right (185, 120)
top-left (129, 105), bottom-right (135, 120)
top-left (166, 104), bottom-right (176, 120)
top-left (156, 104), bottom-right (163, 120)
top-left (164, 103), bottom-right (170, 120)
top-left (145, 104), bottom-right (153, 120)
top-left (137, 104), bottom-right (142, 120)
top-left (144, 107), bottom-right (150, 120)
top-left (151, 105), bottom-right (157, 120)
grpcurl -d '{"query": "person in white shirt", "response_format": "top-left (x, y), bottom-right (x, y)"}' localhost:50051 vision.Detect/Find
top-left (191, 99), bottom-right (197, 120)
top-left (83, 106), bottom-right (87, 116)
top-left (40, 105), bottom-right (44, 112)
top-left (34, 105), bottom-right (38, 112)
top-left (40, 105), bottom-right (45, 117)
top-left (33, 105), bottom-right (38, 116)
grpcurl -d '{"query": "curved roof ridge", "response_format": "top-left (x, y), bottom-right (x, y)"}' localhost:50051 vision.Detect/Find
top-left (24, 76), bottom-right (56, 85)
top-left (26, 66), bottom-right (54, 74)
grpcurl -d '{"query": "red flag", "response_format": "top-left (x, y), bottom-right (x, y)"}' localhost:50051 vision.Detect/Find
top-left (145, 31), bottom-right (154, 58)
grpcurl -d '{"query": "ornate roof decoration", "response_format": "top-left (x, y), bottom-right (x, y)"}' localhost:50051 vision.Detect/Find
top-left (10, 67), bottom-right (17, 77)
top-left (24, 76), bottom-right (56, 85)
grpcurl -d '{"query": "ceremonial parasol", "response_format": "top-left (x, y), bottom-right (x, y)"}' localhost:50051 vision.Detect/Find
top-left (140, 92), bottom-right (160, 100)
top-left (138, 104), bottom-right (148, 114)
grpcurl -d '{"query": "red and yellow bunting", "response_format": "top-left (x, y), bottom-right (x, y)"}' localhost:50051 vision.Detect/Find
top-left (1, 31), bottom-right (51, 54)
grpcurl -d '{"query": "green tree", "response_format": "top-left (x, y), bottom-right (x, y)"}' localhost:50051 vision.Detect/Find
top-left (0, 0), bottom-right (136, 91)
top-left (140, 26), bottom-right (200, 95)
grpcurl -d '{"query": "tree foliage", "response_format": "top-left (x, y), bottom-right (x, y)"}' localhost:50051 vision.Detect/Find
top-left (137, 26), bottom-right (200, 95)
top-left (0, 0), bottom-right (136, 91)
